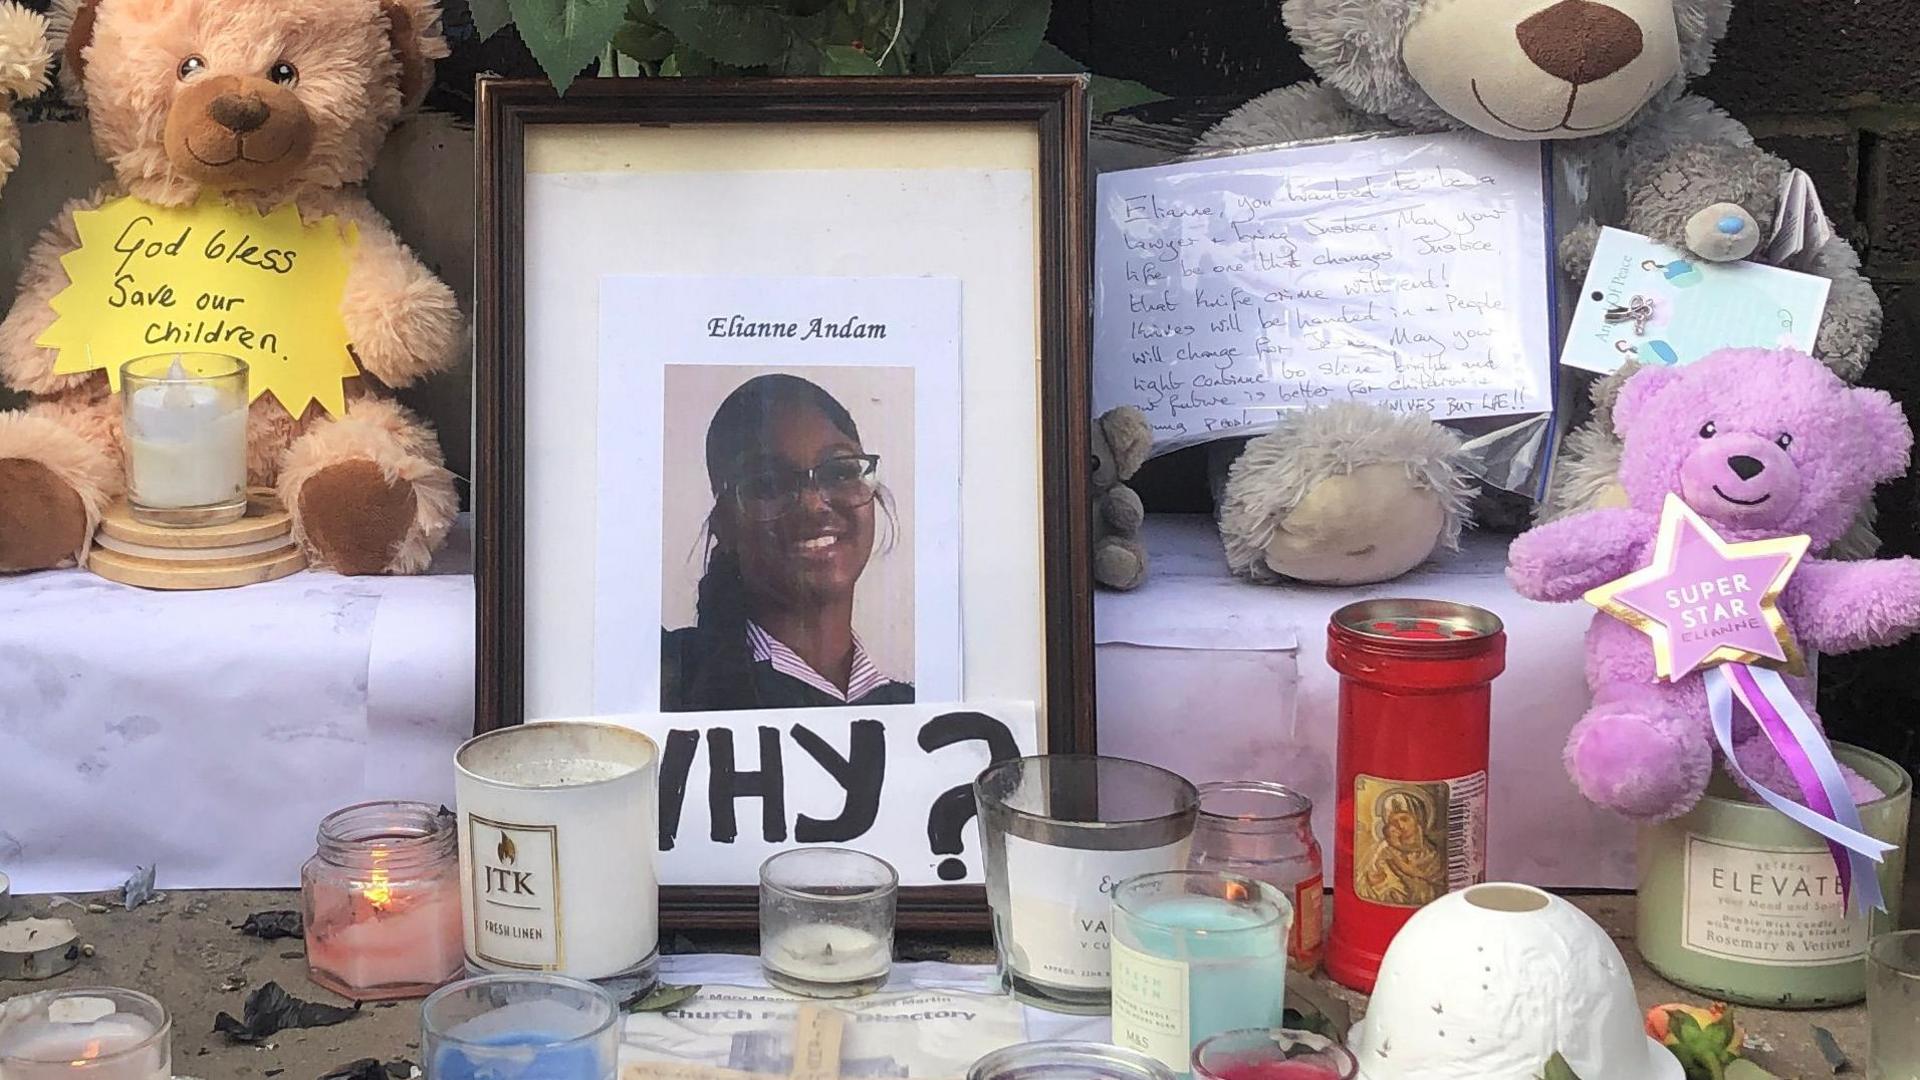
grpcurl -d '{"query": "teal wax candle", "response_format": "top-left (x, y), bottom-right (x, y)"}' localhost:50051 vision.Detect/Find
top-left (1112, 872), bottom-right (1292, 1078)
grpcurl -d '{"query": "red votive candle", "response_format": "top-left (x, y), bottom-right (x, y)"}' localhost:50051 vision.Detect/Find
top-left (1325, 599), bottom-right (1505, 993)
top-left (1192, 1029), bottom-right (1357, 1080)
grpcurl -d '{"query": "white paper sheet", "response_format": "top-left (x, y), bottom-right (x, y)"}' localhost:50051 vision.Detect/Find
top-left (570, 702), bottom-right (1037, 888)
top-left (1094, 132), bottom-right (1554, 454)
top-left (0, 525), bottom-right (474, 894)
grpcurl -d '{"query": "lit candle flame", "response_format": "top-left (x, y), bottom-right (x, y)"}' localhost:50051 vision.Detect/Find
top-left (1224, 880), bottom-right (1250, 902)
top-left (361, 848), bottom-right (393, 910)
top-left (70, 1038), bottom-right (104, 1064)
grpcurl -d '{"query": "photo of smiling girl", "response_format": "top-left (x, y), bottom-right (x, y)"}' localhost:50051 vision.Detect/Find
top-left (661, 369), bottom-right (916, 712)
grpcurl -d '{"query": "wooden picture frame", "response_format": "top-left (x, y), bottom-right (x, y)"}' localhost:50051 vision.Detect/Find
top-left (475, 76), bottom-right (1093, 929)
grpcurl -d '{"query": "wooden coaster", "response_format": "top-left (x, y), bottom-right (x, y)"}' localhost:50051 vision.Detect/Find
top-left (98, 489), bottom-right (291, 549)
top-left (88, 488), bottom-right (307, 590)
top-left (88, 545), bottom-right (307, 591)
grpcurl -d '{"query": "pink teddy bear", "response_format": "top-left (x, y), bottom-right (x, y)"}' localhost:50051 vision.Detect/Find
top-left (1508, 348), bottom-right (1920, 821)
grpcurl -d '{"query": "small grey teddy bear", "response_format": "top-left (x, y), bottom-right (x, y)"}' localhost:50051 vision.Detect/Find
top-left (1093, 406), bottom-right (1153, 591)
top-left (1543, 141), bottom-right (1884, 555)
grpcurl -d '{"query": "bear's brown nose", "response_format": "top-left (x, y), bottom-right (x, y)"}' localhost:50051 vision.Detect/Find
top-left (1516, 0), bottom-right (1644, 85)
top-left (207, 92), bottom-right (271, 134)
top-left (1728, 455), bottom-right (1765, 481)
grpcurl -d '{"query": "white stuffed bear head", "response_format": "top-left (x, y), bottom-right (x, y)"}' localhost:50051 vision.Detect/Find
top-left (1289, 0), bottom-right (1730, 139)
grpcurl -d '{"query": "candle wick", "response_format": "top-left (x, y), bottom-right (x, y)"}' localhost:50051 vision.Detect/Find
top-left (822, 942), bottom-right (834, 958)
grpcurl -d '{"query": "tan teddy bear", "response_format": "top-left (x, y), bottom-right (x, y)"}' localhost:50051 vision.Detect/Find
top-left (0, 0), bottom-right (461, 575)
top-left (0, 2), bottom-right (51, 195)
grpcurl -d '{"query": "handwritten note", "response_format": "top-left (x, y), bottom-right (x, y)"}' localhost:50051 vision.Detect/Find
top-left (1093, 132), bottom-right (1555, 454)
top-left (40, 195), bottom-right (360, 418)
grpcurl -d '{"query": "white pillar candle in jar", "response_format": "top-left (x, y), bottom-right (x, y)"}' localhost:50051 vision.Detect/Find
top-left (120, 353), bottom-right (248, 526)
top-left (455, 722), bottom-right (661, 985)
top-left (0, 988), bottom-right (172, 1079)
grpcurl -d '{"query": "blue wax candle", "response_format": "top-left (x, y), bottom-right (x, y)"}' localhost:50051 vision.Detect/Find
top-left (1112, 877), bottom-right (1291, 1078)
top-left (430, 1028), bottom-right (616, 1079)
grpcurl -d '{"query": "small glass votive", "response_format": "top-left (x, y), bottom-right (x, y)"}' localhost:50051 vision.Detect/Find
top-left (1190, 782), bottom-right (1325, 973)
top-left (968, 1041), bottom-right (1177, 1080)
top-left (0, 987), bottom-right (172, 1079)
top-left (1112, 871), bottom-right (1293, 1078)
top-left (301, 800), bottom-right (464, 1001)
top-left (1193, 1029), bottom-right (1359, 1080)
top-left (1869, 930), bottom-right (1920, 1080)
top-left (119, 353), bottom-right (248, 527)
top-left (976, 755), bottom-right (1199, 1014)
top-left (759, 848), bottom-right (897, 998)
top-left (423, 973), bottom-right (619, 1080)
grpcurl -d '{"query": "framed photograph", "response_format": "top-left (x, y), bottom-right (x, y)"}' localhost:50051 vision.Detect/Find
top-left (475, 77), bottom-right (1093, 927)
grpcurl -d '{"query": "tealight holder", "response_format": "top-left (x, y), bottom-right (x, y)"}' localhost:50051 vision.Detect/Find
top-left (423, 973), bottom-right (619, 1080)
top-left (301, 800), bottom-right (464, 1001)
top-left (0, 987), bottom-right (171, 1079)
top-left (119, 353), bottom-right (248, 527)
top-left (759, 848), bottom-right (897, 998)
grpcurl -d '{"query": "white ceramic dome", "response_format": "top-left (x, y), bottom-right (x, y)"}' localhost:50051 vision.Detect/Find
top-left (1349, 883), bottom-right (1681, 1080)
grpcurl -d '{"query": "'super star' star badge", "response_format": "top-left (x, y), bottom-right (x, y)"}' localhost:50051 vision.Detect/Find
top-left (1585, 494), bottom-right (1810, 681)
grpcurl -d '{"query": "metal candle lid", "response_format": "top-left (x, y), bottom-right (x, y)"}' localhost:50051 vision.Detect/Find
top-left (1330, 598), bottom-right (1504, 657)
top-left (968, 1041), bottom-right (1176, 1080)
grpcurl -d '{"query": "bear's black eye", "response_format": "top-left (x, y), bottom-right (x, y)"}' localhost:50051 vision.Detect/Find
top-left (267, 61), bottom-right (298, 85)
top-left (1776, 433), bottom-right (1793, 451)
top-left (178, 55), bottom-right (206, 80)
top-left (1699, 421), bottom-right (1717, 438)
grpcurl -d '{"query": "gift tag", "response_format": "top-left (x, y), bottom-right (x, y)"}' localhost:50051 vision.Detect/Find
top-left (1760, 168), bottom-right (1835, 273)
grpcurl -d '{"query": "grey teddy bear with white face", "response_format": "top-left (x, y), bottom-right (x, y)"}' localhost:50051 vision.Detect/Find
top-left (1202, 0), bottom-right (1883, 563)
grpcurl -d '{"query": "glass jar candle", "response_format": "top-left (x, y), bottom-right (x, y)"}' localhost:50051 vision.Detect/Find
top-left (968, 1041), bottom-right (1176, 1080)
top-left (424, 974), bottom-right (619, 1080)
top-left (0, 987), bottom-right (171, 1079)
top-left (759, 848), bottom-right (897, 999)
top-left (1869, 931), bottom-right (1920, 1080)
top-left (1193, 1029), bottom-right (1359, 1080)
top-left (119, 353), bottom-right (248, 527)
top-left (976, 755), bottom-right (1199, 1014)
top-left (301, 800), bottom-right (464, 1001)
top-left (1190, 782), bottom-right (1324, 972)
top-left (1325, 599), bottom-right (1505, 993)
top-left (1111, 871), bottom-right (1293, 1078)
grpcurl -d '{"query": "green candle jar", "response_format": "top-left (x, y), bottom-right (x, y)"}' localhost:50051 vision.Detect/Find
top-left (1637, 744), bottom-right (1911, 1008)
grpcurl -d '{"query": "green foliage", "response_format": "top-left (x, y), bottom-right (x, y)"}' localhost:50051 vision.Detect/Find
top-left (914, 0), bottom-right (1050, 74)
top-left (479, 0), bottom-right (1163, 112)
top-left (508, 0), bottom-right (631, 94)
top-left (1542, 1052), bottom-right (1583, 1080)
top-left (1663, 1009), bottom-right (1738, 1080)
top-left (621, 982), bottom-right (702, 1012)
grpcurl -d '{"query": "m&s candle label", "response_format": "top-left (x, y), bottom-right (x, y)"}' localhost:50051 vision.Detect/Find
top-left (468, 815), bottom-right (563, 970)
top-left (1682, 835), bottom-right (1868, 967)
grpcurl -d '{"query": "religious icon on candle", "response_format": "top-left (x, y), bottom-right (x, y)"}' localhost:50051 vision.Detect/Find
top-left (118, 353), bottom-right (248, 527)
top-left (0, 987), bottom-right (172, 1079)
top-left (1352, 781), bottom-right (1448, 908)
top-left (300, 801), bottom-right (465, 1001)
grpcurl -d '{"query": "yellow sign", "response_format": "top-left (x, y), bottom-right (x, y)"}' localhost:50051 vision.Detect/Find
top-left (39, 195), bottom-right (360, 418)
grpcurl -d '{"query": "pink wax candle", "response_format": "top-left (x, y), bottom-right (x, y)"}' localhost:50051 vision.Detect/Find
top-left (1192, 1030), bottom-right (1357, 1080)
top-left (302, 801), bottom-right (465, 1001)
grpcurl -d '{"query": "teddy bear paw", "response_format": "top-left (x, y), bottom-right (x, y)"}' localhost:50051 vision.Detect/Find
top-left (1684, 202), bottom-right (1761, 263)
top-left (296, 459), bottom-right (419, 576)
top-left (1094, 538), bottom-right (1148, 591)
top-left (1565, 701), bottom-right (1713, 821)
top-left (0, 457), bottom-right (89, 572)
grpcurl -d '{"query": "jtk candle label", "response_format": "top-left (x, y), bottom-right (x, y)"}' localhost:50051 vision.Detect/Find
top-left (467, 815), bottom-right (563, 970)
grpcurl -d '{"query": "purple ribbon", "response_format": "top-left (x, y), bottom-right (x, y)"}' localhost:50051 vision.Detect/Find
top-left (1704, 663), bottom-right (1892, 915)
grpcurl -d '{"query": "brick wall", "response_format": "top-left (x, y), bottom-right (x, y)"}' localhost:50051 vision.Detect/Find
top-left (1056, 0), bottom-right (1920, 766)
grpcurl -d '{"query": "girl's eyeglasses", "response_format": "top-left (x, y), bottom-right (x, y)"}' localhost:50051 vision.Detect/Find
top-left (726, 454), bottom-right (880, 522)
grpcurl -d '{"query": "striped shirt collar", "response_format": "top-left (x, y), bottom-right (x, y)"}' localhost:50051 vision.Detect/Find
top-left (746, 621), bottom-right (890, 703)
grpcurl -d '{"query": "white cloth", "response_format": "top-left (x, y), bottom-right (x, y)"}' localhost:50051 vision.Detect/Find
top-left (0, 520), bottom-right (475, 894)
top-left (1095, 514), bottom-right (1629, 889)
